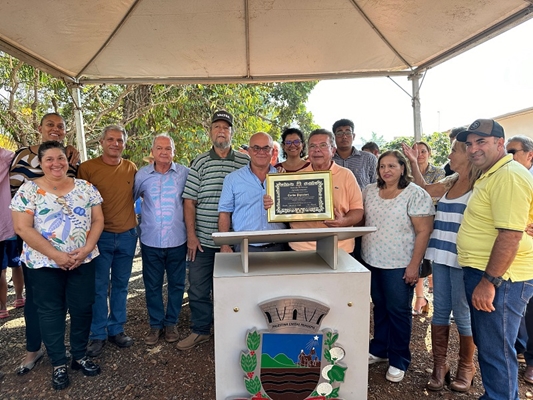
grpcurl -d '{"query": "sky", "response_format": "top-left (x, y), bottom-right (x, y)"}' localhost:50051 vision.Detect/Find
top-left (306, 18), bottom-right (533, 144)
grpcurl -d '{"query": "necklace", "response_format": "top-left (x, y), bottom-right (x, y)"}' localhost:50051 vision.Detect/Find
top-left (44, 177), bottom-right (66, 191)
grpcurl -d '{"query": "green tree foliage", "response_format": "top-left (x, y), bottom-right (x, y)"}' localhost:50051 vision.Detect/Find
top-left (383, 132), bottom-right (450, 167)
top-left (359, 131), bottom-right (387, 148)
top-left (0, 52), bottom-right (318, 166)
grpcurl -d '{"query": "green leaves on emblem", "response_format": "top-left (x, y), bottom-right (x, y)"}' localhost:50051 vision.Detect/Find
top-left (327, 365), bottom-right (347, 383)
top-left (240, 353), bottom-right (257, 373)
top-left (325, 331), bottom-right (338, 347)
top-left (244, 376), bottom-right (261, 394)
top-left (247, 330), bottom-right (260, 351)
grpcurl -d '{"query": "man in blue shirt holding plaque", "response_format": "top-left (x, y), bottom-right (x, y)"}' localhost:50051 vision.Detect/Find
top-left (218, 132), bottom-right (287, 253)
top-left (134, 134), bottom-right (189, 346)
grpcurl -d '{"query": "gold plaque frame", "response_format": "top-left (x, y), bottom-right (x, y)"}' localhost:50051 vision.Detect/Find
top-left (266, 171), bottom-right (334, 222)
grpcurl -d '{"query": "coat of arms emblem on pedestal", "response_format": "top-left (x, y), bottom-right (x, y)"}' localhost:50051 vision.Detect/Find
top-left (229, 297), bottom-right (346, 400)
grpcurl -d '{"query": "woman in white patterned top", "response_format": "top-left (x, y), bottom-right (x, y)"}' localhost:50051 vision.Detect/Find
top-left (10, 141), bottom-right (104, 390)
top-left (363, 150), bottom-right (435, 383)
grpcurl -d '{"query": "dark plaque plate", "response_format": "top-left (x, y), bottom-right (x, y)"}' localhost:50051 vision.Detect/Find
top-left (266, 171), bottom-right (334, 222)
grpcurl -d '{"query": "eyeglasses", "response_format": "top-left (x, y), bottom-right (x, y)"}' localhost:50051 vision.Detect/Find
top-left (334, 131), bottom-right (353, 137)
top-left (507, 149), bottom-right (525, 155)
top-left (56, 196), bottom-right (72, 216)
top-left (284, 139), bottom-right (302, 147)
top-left (250, 145), bottom-right (272, 154)
top-left (308, 143), bottom-right (331, 151)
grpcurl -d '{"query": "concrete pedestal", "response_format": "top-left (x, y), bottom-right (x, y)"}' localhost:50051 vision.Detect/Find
top-left (213, 249), bottom-right (370, 400)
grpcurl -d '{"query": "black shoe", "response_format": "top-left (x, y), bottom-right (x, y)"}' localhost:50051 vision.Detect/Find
top-left (71, 356), bottom-right (101, 376)
top-left (108, 332), bottom-right (134, 348)
top-left (52, 366), bottom-right (69, 390)
top-left (86, 339), bottom-right (106, 357)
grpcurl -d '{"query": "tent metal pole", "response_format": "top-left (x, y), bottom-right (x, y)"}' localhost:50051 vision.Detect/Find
top-left (69, 85), bottom-right (87, 162)
top-left (410, 73), bottom-right (422, 141)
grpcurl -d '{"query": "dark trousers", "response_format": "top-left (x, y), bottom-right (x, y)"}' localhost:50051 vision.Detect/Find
top-left (188, 246), bottom-right (218, 335)
top-left (367, 264), bottom-right (414, 372)
top-left (29, 263), bottom-right (95, 366)
top-left (22, 262), bottom-right (42, 352)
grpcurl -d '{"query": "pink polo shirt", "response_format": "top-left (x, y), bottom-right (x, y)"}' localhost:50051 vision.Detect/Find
top-left (290, 162), bottom-right (363, 252)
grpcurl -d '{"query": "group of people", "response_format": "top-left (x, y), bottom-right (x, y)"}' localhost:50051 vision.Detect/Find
top-left (2, 111), bottom-right (533, 400)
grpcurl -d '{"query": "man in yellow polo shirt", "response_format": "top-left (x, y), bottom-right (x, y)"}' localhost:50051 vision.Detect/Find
top-left (456, 119), bottom-right (533, 400)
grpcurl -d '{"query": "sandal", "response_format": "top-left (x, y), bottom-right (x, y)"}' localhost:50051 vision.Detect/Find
top-left (13, 298), bottom-right (26, 308)
top-left (15, 349), bottom-right (44, 375)
top-left (0, 309), bottom-right (8, 319)
top-left (412, 296), bottom-right (430, 316)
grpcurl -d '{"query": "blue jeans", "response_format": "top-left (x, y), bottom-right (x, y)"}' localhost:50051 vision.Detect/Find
top-left (463, 267), bottom-right (533, 400)
top-left (89, 229), bottom-right (137, 340)
top-left (187, 246), bottom-right (218, 335)
top-left (29, 264), bottom-right (95, 366)
top-left (141, 243), bottom-right (187, 329)
top-left (367, 265), bottom-right (414, 372)
top-left (432, 263), bottom-right (472, 336)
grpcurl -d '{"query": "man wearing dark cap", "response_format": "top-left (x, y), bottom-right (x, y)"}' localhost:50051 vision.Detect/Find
top-left (456, 119), bottom-right (533, 399)
top-left (177, 111), bottom-right (249, 351)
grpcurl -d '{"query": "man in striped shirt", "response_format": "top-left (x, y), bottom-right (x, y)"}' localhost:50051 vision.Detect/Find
top-left (177, 111), bottom-right (249, 351)
top-left (332, 118), bottom-right (377, 190)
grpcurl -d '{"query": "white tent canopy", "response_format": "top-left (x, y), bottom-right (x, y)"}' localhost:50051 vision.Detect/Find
top-left (1, 0), bottom-right (532, 149)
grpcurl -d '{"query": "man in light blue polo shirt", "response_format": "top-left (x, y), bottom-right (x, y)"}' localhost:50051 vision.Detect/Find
top-left (218, 132), bottom-right (287, 253)
top-left (134, 134), bottom-right (189, 346)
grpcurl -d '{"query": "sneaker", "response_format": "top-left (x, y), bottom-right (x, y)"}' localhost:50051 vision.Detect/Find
top-left (176, 333), bottom-right (211, 351)
top-left (368, 353), bottom-right (388, 365)
top-left (145, 328), bottom-right (163, 345)
top-left (71, 356), bottom-right (101, 376)
top-left (86, 339), bottom-right (106, 357)
top-left (386, 366), bottom-right (405, 382)
top-left (108, 332), bottom-right (134, 348)
top-left (52, 366), bottom-right (69, 390)
top-left (164, 326), bottom-right (179, 343)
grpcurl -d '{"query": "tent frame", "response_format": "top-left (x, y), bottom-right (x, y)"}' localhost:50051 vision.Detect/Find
top-left (1, 3), bottom-right (531, 157)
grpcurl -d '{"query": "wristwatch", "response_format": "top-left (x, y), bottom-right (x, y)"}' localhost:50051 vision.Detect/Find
top-left (483, 271), bottom-right (504, 288)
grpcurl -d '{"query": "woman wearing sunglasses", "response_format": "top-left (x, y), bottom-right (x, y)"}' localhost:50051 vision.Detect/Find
top-left (10, 141), bottom-right (104, 390)
top-left (274, 127), bottom-right (310, 172)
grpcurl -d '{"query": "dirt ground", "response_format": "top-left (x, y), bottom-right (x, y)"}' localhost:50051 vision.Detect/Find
top-left (2, 258), bottom-right (533, 400)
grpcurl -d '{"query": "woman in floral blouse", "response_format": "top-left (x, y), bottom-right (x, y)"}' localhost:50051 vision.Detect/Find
top-left (10, 141), bottom-right (104, 390)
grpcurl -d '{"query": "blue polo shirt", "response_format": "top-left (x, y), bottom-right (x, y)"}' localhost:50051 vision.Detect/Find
top-left (218, 164), bottom-right (286, 233)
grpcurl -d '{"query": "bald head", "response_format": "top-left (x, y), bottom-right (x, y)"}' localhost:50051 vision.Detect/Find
top-left (248, 132), bottom-right (273, 170)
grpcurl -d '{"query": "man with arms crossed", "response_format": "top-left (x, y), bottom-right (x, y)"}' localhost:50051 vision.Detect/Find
top-left (177, 111), bottom-right (249, 351)
top-left (456, 119), bottom-right (533, 400)
top-left (78, 125), bottom-right (138, 357)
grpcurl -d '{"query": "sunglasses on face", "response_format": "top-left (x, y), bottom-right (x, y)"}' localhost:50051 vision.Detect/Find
top-left (507, 149), bottom-right (525, 155)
